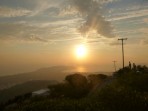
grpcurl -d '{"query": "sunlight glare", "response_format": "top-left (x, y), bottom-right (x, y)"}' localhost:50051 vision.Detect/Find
top-left (75, 44), bottom-right (87, 59)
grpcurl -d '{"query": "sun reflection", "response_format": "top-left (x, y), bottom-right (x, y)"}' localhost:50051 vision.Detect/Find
top-left (76, 66), bottom-right (86, 72)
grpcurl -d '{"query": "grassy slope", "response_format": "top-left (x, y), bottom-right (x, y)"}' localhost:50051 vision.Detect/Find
top-left (0, 80), bottom-right (57, 103)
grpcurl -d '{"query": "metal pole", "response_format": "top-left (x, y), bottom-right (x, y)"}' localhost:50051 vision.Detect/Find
top-left (122, 40), bottom-right (124, 69)
top-left (118, 38), bottom-right (127, 69)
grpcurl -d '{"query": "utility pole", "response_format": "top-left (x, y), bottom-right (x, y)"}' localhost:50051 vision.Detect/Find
top-left (118, 38), bottom-right (127, 69)
top-left (113, 61), bottom-right (117, 72)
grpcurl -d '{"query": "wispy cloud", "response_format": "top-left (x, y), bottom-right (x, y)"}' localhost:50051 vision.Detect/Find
top-left (28, 0), bottom-right (65, 17)
top-left (109, 41), bottom-right (120, 46)
top-left (108, 8), bottom-right (148, 21)
top-left (0, 23), bottom-right (48, 42)
top-left (0, 21), bottom-right (81, 43)
top-left (93, 0), bottom-right (119, 4)
top-left (139, 28), bottom-right (148, 45)
top-left (143, 39), bottom-right (148, 45)
top-left (139, 28), bottom-right (148, 35)
top-left (0, 6), bottom-right (31, 17)
top-left (140, 38), bottom-right (148, 45)
top-left (29, 1), bottom-right (52, 16)
top-left (22, 34), bottom-right (48, 42)
top-left (143, 18), bottom-right (148, 23)
top-left (114, 29), bottom-right (140, 35)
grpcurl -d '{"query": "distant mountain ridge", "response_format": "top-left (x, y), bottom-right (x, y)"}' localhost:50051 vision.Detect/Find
top-left (0, 66), bottom-right (74, 90)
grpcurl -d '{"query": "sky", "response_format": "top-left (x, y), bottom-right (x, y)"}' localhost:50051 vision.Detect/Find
top-left (0, 0), bottom-right (147, 75)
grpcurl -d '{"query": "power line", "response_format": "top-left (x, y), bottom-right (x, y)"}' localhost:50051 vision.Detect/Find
top-left (118, 38), bottom-right (127, 69)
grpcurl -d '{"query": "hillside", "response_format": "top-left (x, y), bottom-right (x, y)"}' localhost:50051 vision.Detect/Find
top-left (0, 80), bottom-right (57, 103)
top-left (1, 65), bottom-right (148, 111)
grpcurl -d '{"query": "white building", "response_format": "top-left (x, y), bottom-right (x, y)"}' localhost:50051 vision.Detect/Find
top-left (32, 88), bottom-right (50, 96)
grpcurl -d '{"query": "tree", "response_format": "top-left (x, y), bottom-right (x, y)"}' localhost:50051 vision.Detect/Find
top-left (49, 74), bottom-right (89, 98)
top-left (65, 74), bottom-right (88, 88)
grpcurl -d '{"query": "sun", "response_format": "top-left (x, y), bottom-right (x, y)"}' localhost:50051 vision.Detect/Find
top-left (75, 44), bottom-right (87, 58)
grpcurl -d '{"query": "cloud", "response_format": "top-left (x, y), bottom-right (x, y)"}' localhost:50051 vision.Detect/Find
top-left (114, 29), bottom-right (139, 36)
top-left (108, 8), bottom-right (148, 21)
top-left (0, 23), bottom-right (49, 43)
top-left (0, 1), bottom-right (65, 17)
top-left (140, 38), bottom-right (148, 45)
top-left (89, 0), bottom-right (119, 4)
top-left (109, 41), bottom-right (120, 46)
top-left (29, 0), bottom-right (66, 17)
top-left (29, 1), bottom-right (52, 16)
top-left (139, 28), bottom-right (148, 45)
top-left (143, 18), bottom-right (148, 23)
top-left (0, 6), bottom-right (31, 17)
top-left (22, 34), bottom-right (48, 42)
top-left (143, 39), bottom-right (148, 45)
top-left (66, 0), bottom-right (114, 38)
top-left (139, 28), bottom-right (148, 36)
top-left (86, 40), bottom-right (100, 43)
top-left (0, 21), bottom-right (82, 43)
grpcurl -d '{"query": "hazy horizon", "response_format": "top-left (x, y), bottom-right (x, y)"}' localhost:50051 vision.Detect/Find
top-left (0, 65), bottom-right (115, 76)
